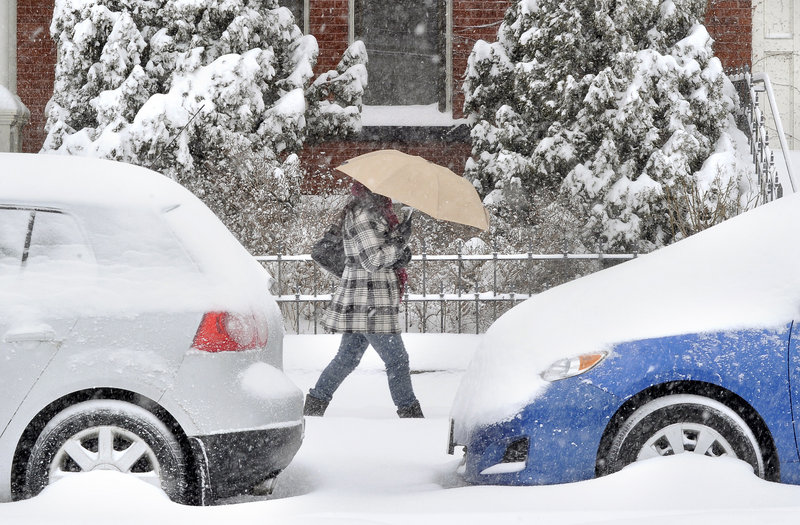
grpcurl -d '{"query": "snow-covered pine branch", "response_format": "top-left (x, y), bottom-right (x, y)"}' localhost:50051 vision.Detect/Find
top-left (43, 0), bottom-right (367, 252)
top-left (464, 0), bottom-right (756, 252)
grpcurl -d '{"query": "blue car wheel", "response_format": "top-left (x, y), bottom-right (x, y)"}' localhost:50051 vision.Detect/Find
top-left (602, 394), bottom-right (765, 478)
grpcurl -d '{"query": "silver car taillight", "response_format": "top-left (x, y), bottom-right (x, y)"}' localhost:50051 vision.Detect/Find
top-left (192, 311), bottom-right (268, 352)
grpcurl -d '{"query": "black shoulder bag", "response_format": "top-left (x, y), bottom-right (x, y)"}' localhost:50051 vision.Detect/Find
top-left (311, 212), bottom-right (346, 277)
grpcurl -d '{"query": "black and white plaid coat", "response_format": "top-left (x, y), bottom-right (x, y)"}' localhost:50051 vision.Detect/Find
top-left (321, 198), bottom-right (406, 334)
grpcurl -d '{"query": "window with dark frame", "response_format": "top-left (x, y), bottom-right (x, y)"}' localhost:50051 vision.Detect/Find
top-left (280, 0), bottom-right (303, 29)
top-left (354, 0), bottom-right (445, 108)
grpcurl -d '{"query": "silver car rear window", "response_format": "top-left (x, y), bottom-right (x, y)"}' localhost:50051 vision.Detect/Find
top-left (0, 207), bottom-right (95, 272)
top-left (79, 206), bottom-right (197, 271)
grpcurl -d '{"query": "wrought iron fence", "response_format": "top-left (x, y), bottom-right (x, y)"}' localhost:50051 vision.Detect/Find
top-left (256, 249), bottom-right (637, 334)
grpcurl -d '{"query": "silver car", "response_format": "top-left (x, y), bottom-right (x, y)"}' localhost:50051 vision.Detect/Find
top-left (0, 153), bottom-right (304, 504)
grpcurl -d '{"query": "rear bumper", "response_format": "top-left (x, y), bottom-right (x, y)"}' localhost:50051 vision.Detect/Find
top-left (191, 421), bottom-right (304, 502)
top-left (162, 351), bottom-right (304, 437)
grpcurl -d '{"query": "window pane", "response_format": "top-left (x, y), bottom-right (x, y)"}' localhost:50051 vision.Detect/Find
top-left (357, 0), bottom-right (442, 106)
top-left (281, 0), bottom-right (303, 28)
top-left (27, 211), bottom-right (94, 268)
top-left (81, 207), bottom-right (195, 270)
top-left (0, 208), bottom-right (31, 270)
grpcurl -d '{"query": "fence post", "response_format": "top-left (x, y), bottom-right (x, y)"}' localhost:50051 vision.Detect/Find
top-left (562, 239), bottom-right (569, 296)
top-left (528, 238), bottom-right (534, 297)
top-left (404, 288), bottom-right (409, 332)
top-left (474, 280), bottom-right (480, 335)
top-left (277, 250), bottom-right (283, 295)
top-left (597, 241), bottom-right (604, 271)
top-left (440, 282), bottom-right (445, 333)
top-left (294, 285), bottom-right (301, 334)
top-left (492, 240), bottom-right (498, 322)
top-left (457, 244), bottom-right (463, 334)
top-left (422, 237), bottom-right (428, 333)
top-left (312, 268), bottom-right (318, 335)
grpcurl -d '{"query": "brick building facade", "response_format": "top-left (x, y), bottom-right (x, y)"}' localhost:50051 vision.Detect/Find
top-left (16, 0), bottom-right (56, 154)
top-left (705, 0), bottom-right (753, 67)
top-left (11, 1), bottom-right (753, 186)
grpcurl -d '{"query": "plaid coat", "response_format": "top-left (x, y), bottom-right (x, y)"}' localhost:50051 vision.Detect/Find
top-left (321, 198), bottom-right (406, 334)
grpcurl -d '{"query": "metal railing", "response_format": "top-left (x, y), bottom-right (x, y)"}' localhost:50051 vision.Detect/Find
top-left (256, 250), bottom-right (637, 334)
top-left (728, 67), bottom-right (797, 202)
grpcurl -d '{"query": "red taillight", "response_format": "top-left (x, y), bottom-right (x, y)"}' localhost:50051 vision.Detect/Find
top-left (192, 311), bottom-right (268, 352)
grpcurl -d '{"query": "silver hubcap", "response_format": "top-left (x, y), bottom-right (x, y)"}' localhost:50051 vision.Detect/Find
top-left (49, 426), bottom-right (162, 489)
top-left (637, 422), bottom-right (736, 461)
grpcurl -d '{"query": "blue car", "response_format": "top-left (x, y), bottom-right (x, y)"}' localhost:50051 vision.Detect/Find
top-left (448, 194), bottom-right (800, 486)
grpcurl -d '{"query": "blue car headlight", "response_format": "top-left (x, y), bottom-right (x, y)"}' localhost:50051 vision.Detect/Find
top-left (540, 352), bottom-right (607, 381)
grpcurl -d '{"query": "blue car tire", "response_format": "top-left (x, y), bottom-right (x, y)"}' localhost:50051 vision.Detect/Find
top-left (603, 394), bottom-right (765, 477)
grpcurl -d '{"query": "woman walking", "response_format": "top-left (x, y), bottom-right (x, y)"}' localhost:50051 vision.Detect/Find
top-left (304, 182), bottom-right (423, 418)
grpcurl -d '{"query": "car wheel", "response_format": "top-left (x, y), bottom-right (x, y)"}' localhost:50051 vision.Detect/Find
top-left (25, 399), bottom-right (187, 501)
top-left (604, 394), bottom-right (765, 477)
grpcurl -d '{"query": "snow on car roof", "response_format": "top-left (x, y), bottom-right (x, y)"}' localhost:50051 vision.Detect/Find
top-left (452, 192), bottom-right (800, 434)
top-left (0, 153), bottom-right (274, 319)
top-left (2, 152), bottom-right (190, 209)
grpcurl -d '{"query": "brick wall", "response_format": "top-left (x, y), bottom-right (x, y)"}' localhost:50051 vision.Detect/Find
top-left (452, 1), bottom-right (510, 119)
top-left (17, 0), bottom-right (54, 153)
top-left (705, 0), bottom-right (752, 69)
top-left (309, 0), bottom-right (349, 74)
top-left (15, 0), bottom-right (754, 166)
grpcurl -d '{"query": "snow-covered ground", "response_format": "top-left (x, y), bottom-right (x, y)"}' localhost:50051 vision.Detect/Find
top-left (2, 333), bottom-right (800, 524)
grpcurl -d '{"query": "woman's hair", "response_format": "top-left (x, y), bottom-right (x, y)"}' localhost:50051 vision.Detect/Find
top-left (350, 181), bottom-right (389, 209)
top-left (350, 181), bottom-right (369, 197)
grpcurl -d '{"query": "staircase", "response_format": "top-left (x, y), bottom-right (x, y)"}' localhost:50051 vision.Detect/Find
top-left (728, 66), bottom-right (797, 204)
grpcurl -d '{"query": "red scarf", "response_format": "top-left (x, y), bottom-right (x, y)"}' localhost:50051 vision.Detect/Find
top-left (351, 183), bottom-right (408, 300)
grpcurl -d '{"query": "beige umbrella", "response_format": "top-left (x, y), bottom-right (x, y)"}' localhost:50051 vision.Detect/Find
top-left (336, 149), bottom-right (490, 231)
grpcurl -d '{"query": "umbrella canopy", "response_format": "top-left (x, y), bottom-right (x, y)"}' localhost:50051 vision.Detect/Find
top-left (336, 150), bottom-right (489, 230)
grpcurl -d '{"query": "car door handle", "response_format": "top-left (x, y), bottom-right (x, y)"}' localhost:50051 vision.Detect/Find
top-left (4, 329), bottom-right (57, 343)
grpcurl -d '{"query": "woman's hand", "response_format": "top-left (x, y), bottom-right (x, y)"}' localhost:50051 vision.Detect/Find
top-left (395, 214), bottom-right (413, 243)
top-left (393, 246), bottom-right (412, 268)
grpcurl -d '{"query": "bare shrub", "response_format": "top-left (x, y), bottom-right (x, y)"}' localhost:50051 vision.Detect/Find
top-left (663, 168), bottom-right (757, 242)
top-left (198, 153), bottom-right (624, 332)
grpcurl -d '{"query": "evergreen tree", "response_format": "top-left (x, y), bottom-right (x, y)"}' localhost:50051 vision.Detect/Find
top-left (464, 0), bottom-right (754, 251)
top-left (43, 0), bottom-right (367, 250)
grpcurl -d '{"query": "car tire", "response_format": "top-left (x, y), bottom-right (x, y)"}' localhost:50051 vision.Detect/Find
top-left (25, 399), bottom-right (188, 502)
top-left (604, 394), bottom-right (765, 477)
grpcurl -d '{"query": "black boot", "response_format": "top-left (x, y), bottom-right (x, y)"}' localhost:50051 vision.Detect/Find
top-left (304, 393), bottom-right (329, 417)
top-left (397, 400), bottom-right (424, 418)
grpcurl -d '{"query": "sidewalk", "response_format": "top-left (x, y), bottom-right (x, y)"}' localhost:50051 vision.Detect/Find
top-left (284, 333), bottom-right (481, 419)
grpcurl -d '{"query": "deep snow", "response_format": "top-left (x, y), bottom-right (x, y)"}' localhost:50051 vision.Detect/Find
top-left (2, 333), bottom-right (800, 524)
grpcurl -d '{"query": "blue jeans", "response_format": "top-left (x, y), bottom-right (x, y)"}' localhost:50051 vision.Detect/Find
top-left (309, 333), bottom-right (418, 408)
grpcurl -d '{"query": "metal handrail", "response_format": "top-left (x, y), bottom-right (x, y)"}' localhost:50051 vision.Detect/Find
top-left (728, 68), bottom-right (796, 201)
top-left (752, 72), bottom-right (797, 193)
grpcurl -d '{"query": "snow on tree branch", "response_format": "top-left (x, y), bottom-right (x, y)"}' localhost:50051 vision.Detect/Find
top-left (43, 0), bottom-right (367, 251)
top-left (464, 0), bottom-right (756, 252)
